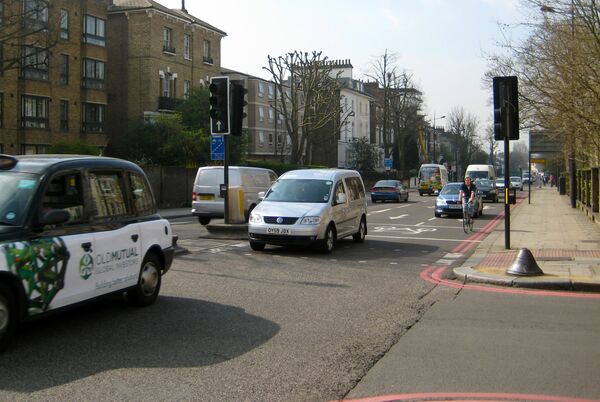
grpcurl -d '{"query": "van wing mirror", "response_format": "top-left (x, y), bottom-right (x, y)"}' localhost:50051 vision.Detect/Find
top-left (258, 191), bottom-right (265, 201)
top-left (336, 193), bottom-right (347, 204)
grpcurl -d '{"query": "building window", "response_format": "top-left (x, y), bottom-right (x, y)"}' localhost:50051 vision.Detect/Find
top-left (0, 42), bottom-right (3, 75)
top-left (258, 82), bottom-right (264, 97)
top-left (60, 100), bottom-right (68, 131)
top-left (83, 58), bottom-right (105, 89)
top-left (21, 95), bottom-right (49, 129)
top-left (268, 109), bottom-right (274, 122)
top-left (183, 34), bottom-right (191, 59)
top-left (203, 40), bottom-right (212, 64)
top-left (268, 84), bottom-right (274, 99)
top-left (163, 27), bottom-right (175, 53)
top-left (59, 54), bottom-right (68, 85)
top-left (160, 73), bottom-right (176, 98)
top-left (0, 1), bottom-right (4, 25)
top-left (258, 131), bottom-right (265, 147)
top-left (184, 80), bottom-right (191, 99)
top-left (21, 144), bottom-right (47, 154)
top-left (268, 133), bottom-right (273, 145)
top-left (258, 107), bottom-right (264, 122)
top-left (84, 15), bottom-right (105, 47)
top-left (21, 46), bottom-right (48, 80)
top-left (82, 103), bottom-right (104, 132)
top-left (0, 93), bottom-right (3, 128)
top-left (60, 9), bottom-right (68, 39)
top-left (24, 0), bottom-right (48, 30)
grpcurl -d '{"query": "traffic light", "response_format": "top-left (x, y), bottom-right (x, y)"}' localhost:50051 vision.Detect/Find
top-left (209, 76), bottom-right (230, 135)
top-left (230, 81), bottom-right (248, 136)
top-left (493, 76), bottom-right (519, 140)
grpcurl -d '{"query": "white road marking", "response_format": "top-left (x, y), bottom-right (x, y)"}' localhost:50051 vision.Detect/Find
top-left (367, 208), bottom-right (392, 215)
top-left (435, 259), bottom-right (454, 265)
top-left (415, 222), bottom-right (425, 226)
top-left (372, 226), bottom-right (436, 234)
top-left (368, 234), bottom-right (482, 243)
top-left (443, 253), bottom-right (463, 259)
top-left (389, 214), bottom-right (408, 220)
top-left (428, 217), bottom-right (437, 221)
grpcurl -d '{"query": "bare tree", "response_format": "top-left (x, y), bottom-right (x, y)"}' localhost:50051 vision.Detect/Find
top-left (263, 51), bottom-right (342, 165)
top-left (0, 0), bottom-right (59, 72)
top-left (485, 0), bottom-right (600, 165)
top-left (484, 126), bottom-right (498, 166)
top-left (447, 107), bottom-right (481, 177)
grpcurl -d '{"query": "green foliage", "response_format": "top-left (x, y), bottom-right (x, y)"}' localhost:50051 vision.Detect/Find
top-left (242, 160), bottom-right (326, 176)
top-left (47, 141), bottom-right (101, 155)
top-left (177, 88), bottom-right (210, 133)
top-left (348, 137), bottom-right (381, 173)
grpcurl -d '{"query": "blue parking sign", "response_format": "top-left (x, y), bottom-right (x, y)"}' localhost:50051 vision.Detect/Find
top-left (211, 135), bottom-right (224, 161)
top-left (384, 158), bottom-right (392, 170)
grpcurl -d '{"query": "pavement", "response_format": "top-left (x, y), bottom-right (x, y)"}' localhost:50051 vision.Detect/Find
top-left (158, 185), bottom-right (600, 292)
top-left (454, 185), bottom-right (600, 292)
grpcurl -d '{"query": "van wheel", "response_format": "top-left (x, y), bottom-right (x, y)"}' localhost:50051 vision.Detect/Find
top-left (198, 217), bottom-right (211, 225)
top-left (0, 284), bottom-right (17, 352)
top-left (127, 253), bottom-right (162, 307)
top-left (319, 225), bottom-right (336, 253)
top-left (249, 241), bottom-right (265, 251)
top-left (353, 217), bottom-right (367, 243)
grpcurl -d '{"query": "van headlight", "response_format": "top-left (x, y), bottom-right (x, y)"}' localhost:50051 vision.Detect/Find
top-left (300, 216), bottom-right (321, 225)
top-left (249, 213), bottom-right (263, 224)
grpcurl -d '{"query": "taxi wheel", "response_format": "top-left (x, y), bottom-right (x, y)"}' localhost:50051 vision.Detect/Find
top-left (127, 253), bottom-right (162, 307)
top-left (0, 284), bottom-right (16, 352)
top-left (353, 217), bottom-right (367, 243)
top-left (319, 225), bottom-right (336, 253)
top-left (198, 217), bottom-right (211, 226)
top-left (249, 240), bottom-right (265, 251)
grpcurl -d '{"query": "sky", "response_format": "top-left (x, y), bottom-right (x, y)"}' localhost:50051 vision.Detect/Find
top-left (161, 0), bottom-right (523, 138)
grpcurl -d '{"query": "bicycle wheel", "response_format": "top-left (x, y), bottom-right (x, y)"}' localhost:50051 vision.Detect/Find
top-left (468, 215), bottom-right (474, 232)
top-left (462, 213), bottom-right (469, 234)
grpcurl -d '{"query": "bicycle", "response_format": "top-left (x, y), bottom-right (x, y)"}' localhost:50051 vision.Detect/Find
top-left (462, 200), bottom-right (474, 233)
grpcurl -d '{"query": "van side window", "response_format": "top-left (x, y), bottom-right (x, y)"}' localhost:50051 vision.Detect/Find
top-left (345, 177), bottom-right (364, 201)
top-left (41, 173), bottom-right (85, 225)
top-left (129, 172), bottom-right (155, 216)
top-left (333, 181), bottom-right (345, 204)
top-left (89, 172), bottom-right (129, 220)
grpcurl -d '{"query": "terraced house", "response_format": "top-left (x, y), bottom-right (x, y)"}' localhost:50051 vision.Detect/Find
top-left (0, 0), bottom-right (110, 154)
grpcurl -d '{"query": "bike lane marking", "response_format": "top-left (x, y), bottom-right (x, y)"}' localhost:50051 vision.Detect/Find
top-left (340, 392), bottom-right (600, 402)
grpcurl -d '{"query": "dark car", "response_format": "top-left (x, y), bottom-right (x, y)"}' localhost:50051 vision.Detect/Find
top-left (0, 154), bottom-right (176, 351)
top-left (474, 178), bottom-right (498, 203)
top-left (434, 182), bottom-right (483, 218)
top-left (370, 180), bottom-right (409, 203)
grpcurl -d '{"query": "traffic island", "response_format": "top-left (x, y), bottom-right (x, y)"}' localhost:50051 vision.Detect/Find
top-left (204, 222), bottom-right (249, 240)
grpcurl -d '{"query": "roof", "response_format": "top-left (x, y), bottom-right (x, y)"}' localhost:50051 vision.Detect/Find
top-left (109, 0), bottom-right (227, 36)
top-left (7, 155), bottom-right (142, 175)
top-left (280, 169), bottom-right (360, 181)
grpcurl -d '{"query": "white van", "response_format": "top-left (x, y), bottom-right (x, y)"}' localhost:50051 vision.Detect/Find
top-left (191, 166), bottom-right (277, 225)
top-left (248, 169), bottom-right (368, 253)
top-left (465, 164), bottom-right (496, 182)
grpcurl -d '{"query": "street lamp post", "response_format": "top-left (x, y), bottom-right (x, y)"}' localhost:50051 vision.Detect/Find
top-left (432, 113), bottom-right (446, 163)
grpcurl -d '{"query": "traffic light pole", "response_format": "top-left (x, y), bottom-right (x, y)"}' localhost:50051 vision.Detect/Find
top-left (223, 135), bottom-right (229, 224)
top-left (504, 136), bottom-right (510, 250)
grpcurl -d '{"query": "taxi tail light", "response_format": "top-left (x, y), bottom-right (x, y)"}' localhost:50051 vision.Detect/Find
top-left (192, 192), bottom-right (197, 201)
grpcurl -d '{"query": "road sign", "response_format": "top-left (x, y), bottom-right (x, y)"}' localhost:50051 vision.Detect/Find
top-left (211, 135), bottom-right (224, 161)
top-left (384, 158), bottom-right (392, 170)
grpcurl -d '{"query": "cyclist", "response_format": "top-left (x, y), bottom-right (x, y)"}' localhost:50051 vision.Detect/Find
top-left (459, 175), bottom-right (477, 218)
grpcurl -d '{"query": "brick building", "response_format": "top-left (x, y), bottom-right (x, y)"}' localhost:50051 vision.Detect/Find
top-left (0, 0), bottom-right (110, 155)
top-left (106, 0), bottom-right (226, 157)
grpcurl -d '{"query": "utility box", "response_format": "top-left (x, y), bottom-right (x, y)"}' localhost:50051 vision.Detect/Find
top-left (227, 186), bottom-right (245, 223)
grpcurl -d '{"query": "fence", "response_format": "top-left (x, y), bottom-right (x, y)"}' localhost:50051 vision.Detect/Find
top-left (142, 166), bottom-right (197, 209)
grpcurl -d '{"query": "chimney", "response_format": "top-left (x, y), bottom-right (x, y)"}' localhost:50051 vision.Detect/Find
top-left (182, 0), bottom-right (187, 13)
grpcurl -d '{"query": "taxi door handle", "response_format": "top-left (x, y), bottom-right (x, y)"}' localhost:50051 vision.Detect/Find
top-left (131, 234), bottom-right (139, 242)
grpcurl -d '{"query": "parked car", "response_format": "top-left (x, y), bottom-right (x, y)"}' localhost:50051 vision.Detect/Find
top-left (474, 178), bottom-right (498, 203)
top-left (0, 154), bottom-right (175, 351)
top-left (248, 169), bottom-right (367, 253)
top-left (510, 176), bottom-right (523, 191)
top-left (370, 180), bottom-right (409, 203)
top-left (191, 166), bottom-right (277, 225)
top-left (434, 182), bottom-right (483, 218)
top-left (496, 177), bottom-right (506, 190)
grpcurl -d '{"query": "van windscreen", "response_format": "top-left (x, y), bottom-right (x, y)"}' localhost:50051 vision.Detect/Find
top-left (466, 171), bottom-right (488, 179)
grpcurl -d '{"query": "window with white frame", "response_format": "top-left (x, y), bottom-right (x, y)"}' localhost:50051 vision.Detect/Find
top-left (21, 95), bottom-right (49, 129)
top-left (183, 34), bottom-right (191, 59)
top-left (258, 131), bottom-right (265, 147)
top-left (258, 82), bottom-right (264, 97)
top-left (268, 109), bottom-right (274, 122)
top-left (268, 84), bottom-right (274, 99)
top-left (163, 27), bottom-right (174, 53)
top-left (203, 40), bottom-right (212, 63)
top-left (258, 107), bottom-right (264, 122)
top-left (84, 15), bottom-right (105, 46)
top-left (184, 80), bottom-right (191, 99)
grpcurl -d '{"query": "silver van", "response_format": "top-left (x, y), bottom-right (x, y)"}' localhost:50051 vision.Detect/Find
top-left (248, 169), bottom-right (368, 253)
top-left (191, 166), bottom-right (277, 225)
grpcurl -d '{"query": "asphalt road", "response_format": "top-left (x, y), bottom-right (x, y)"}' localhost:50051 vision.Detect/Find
top-left (4, 194), bottom-right (597, 401)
